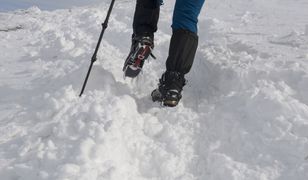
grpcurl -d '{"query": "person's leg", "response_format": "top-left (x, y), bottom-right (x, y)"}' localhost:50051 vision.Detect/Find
top-left (152, 0), bottom-right (206, 107)
top-left (123, 0), bottom-right (161, 78)
top-left (166, 0), bottom-right (205, 74)
top-left (133, 0), bottom-right (161, 38)
top-left (172, 0), bottom-right (205, 34)
top-left (165, 29), bottom-right (198, 75)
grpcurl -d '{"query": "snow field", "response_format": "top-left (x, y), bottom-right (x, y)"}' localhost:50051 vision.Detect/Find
top-left (1, 0), bottom-right (308, 179)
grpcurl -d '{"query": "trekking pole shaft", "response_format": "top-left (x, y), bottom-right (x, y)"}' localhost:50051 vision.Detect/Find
top-left (79, 0), bottom-right (116, 97)
top-left (79, 62), bottom-right (94, 96)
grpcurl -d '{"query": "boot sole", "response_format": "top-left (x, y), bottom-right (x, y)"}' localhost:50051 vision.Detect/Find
top-left (151, 89), bottom-right (179, 107)
top-left (162, 100), bottom-right (179, 107)
top-left (124, 65), bottom-right (141, 78)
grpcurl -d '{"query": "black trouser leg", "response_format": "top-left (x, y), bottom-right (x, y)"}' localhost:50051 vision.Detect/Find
top-left (133, 0), bottom-right (160, 38)
top-left (166, 29), bottom-right (198, 75)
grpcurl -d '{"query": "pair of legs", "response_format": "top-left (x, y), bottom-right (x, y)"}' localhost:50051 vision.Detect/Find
top-left (133, 0), bottom-right (205, 74)
top-left (130, 0), bottom-right (205, 106)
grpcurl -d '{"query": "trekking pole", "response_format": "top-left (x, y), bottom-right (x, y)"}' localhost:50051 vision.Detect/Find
top-left (79, 0), bottom-right (116, 97)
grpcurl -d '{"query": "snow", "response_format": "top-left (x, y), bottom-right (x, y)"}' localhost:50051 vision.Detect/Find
top-left (1, 0), bottom-right (308, 179)
top-left (0, 0), bottom-right (102, 11)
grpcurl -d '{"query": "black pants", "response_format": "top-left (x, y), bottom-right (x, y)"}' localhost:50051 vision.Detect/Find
top-left (133, 0), bottom-right (160, 37)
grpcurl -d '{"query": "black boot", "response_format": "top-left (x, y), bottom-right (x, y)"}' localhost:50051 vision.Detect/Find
top-left (151, 71), bottom-right (186, 107)
top-left (152, 29), bottom-right (198, 107)
top-left (123, 34), bottom-right (155, 78)
top-left (123, 0), bottom-right (160, 78)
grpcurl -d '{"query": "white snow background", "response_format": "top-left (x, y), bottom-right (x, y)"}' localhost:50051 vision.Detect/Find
top-left (0, 0), bottom-right (102, 11)
top-left (1, 0), bottom-right (308, 179)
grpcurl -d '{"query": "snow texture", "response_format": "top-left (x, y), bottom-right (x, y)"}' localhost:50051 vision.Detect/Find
top-left (0, 0), bottom-right (102, 11)
top-left (1, 0), bottom-right (308, 179)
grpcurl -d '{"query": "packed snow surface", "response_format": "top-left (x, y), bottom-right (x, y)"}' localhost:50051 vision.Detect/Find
top-left (1, 0), bottom-right (308, 179)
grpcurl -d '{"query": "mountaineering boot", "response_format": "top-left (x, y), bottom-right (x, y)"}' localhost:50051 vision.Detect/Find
top-left (151, 71), bottom-right (186, 107)
top-left (123, 0), bottom-right (160, 78)
top-left (152, 29), bottom-right (198, 107)
top-left (123, 34), bottom-right (155, 78)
